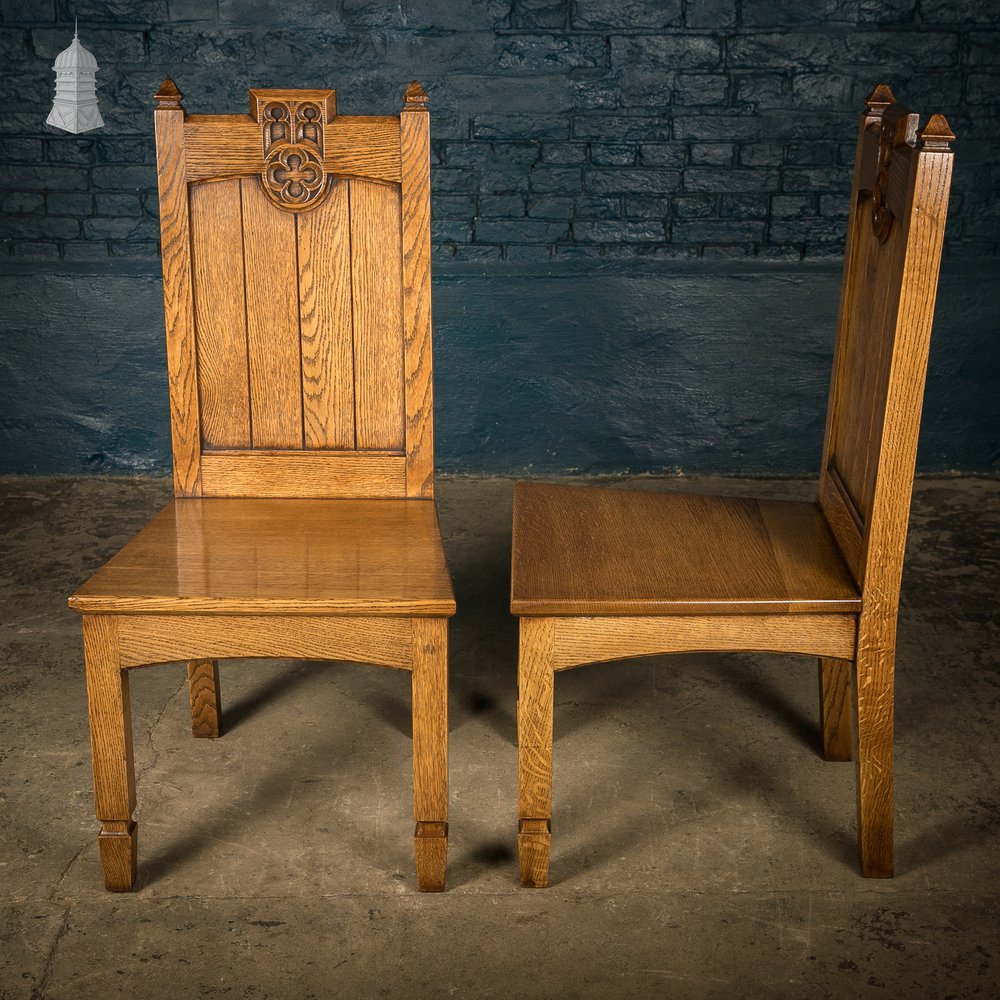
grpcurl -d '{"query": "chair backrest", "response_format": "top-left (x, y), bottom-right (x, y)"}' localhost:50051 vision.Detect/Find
top-left (819, 84), bottom-right (954, 598)
top-left (153, 79), bottom-right (436, 500)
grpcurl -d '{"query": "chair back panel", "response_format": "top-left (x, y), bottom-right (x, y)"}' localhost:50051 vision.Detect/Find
top-left (819, 86), bottom-right (954, 590)
top-left (154, 81), bottom-right (434, 499)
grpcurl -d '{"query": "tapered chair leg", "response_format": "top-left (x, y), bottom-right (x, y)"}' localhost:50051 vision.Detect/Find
top-left (83, 615), bottom-right (138, 892)
top-left (818, 657), bottom-right (852, 761)
top-left (517, 617), bottom-right (555, 888)
top-left (187, 659), bottom-right (222, 738)
top-left (852, 631), bottom-right (895, 877)
top-left (411, 618), bottom-right (448, 892)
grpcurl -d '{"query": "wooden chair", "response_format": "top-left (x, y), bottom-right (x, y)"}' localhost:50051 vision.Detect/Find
top-left (510, 85), bottom-right (955, 886)
top-left (68, 79), bottom-right (454, 892)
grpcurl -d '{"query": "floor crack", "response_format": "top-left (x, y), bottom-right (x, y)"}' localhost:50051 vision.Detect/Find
top-left (30, 905), bottom-right (71, 1000)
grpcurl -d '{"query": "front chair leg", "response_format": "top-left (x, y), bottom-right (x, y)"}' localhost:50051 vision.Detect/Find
top-left (517, 618), bottom-right (555, 888)
top-left (818, 657), bottom-right (852, 761)
top-left (411, 618), bottom-right (448, 891)
top-left (187, 659), bottom-right (222, 738)
top-left (853, 630), bottom-right (895, 878)
top-left (83, 616), bottom-right (138, 891)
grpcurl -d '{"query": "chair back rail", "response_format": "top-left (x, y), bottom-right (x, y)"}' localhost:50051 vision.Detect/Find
top-left (819, 85), bottom-right (954, 599)
top-left (153, 80), bottom-right (435, 499)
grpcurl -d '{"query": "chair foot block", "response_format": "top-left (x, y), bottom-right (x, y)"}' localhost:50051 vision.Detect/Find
top-left (98, 820), bottom-right (137, 892)
top-left (518, 818), bottom-right (551, 888)
top-left (414, 821), bottom-right (448, 892)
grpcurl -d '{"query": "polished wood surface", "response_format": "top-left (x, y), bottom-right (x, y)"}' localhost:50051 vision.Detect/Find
top-left (511, 84), bottom-right (954, 885)
top-left (401, 82), bottom-right (436, 498)
top-left (511, 483), bottom-right (860, 617)
top-left (151, 78), bottom-right (435, 496)
top-left (72, 81), bottom-right (451, 893)
top-left (198, 451), bottom-right (406, 499)
top-left (186, 659), bottom-right (221, 738)
top-left (154, 81), bottom-right (201, 496)
top-left (69, 499), bottom-right (454, 616)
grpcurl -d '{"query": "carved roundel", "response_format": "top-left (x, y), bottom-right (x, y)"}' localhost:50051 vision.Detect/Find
top-left (263, 143), bottom-right (326, 209)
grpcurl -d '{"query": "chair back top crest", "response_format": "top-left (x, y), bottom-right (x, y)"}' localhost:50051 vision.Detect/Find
top-left (153, 79), bottom-right (435, 500)
top-left (819, 84), bottom-right (954, 594)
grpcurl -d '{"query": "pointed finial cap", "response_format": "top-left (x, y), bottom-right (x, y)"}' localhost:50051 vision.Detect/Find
top-left (865, 83), bottom-right (896, 117)
top-left (403, 80), bottom-right (429, 112)
top-left (919, 112), bottom-right (955, 150)
top-left (155, 79), bottom-right (183, 110)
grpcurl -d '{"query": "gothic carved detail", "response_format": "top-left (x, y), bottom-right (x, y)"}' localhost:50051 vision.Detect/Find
top-left (870, 120), bottom-right (895, 244)
top-left (249, 89), bottom-right (336, 213)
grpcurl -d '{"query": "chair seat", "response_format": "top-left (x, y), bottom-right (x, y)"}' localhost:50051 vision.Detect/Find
top-left (510, 482), bottom-right (860, 616)
top-left (69, 498), bottom-right (456, 616)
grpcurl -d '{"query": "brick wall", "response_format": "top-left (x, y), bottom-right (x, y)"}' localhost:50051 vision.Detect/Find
top-left (1, 1), bottom-right (997, 476)
top-left (1, 0), bottom-right (997, 263)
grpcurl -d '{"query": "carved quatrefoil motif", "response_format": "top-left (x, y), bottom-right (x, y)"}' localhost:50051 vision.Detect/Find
top-left (264, 143), bottom-right (325, 208)
top-left (255, 94), bottom-right (332, 212)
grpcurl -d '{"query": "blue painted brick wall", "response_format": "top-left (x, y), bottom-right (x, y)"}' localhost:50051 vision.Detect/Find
top-left (1, 0), bottom-right (997, 263)
top-left (0, 1), bottom-right (997, 475)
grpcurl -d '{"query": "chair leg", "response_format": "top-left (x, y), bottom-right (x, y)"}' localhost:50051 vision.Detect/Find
top-left (187, 659), bottom-right (222, 738)
top-left (83, 616), bottom-right (138, 892)
top-left (852, 636), bottom-right (894, 878)
top-left (517, 617), bottom-right (555, 888)
top-left (411, 618), bottom-right (448, 892)
top-left (818, 657), bottom-right (852, 761)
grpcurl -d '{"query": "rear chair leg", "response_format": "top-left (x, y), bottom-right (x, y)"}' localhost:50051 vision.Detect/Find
top-left (83, 616), bottom-right (138, 891)
top-left (411, 618), bottom-right (448, 891)
top-left (818, 657), bottom-right (852, 761)
top-left (187, 659), bottom-right (222, 738)
top-left (517, 618), bottom-right (555, 888)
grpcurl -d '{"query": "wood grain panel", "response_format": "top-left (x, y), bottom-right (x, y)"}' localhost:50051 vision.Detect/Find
top-left (411, 618), bottom-right (448, 820)
top-left (154, 100), bottom-right (202, 495)
top-left (240, 176), bottom-right (303, 448)
top-left (327, 117), bottom-right (402, 183)
top-left (511, 483), bottom-right (860, 616)
top-left (189, 179), bottom-right (251, 448)
top-left (184, 115), bottom-right (402, 184)
top-left (117, 614), bottom-right (413, 669)
top-left (400, 101), bottom-right (435, 496)
top-left (550, 614), bottom-right (857, 670)
top-left (199, 450), bottom-right (406, 498)
top-left (68, 496), bottom-right (455, 616)
top-left (516, 616), bottom-right (555, 888)
top-left (297, 179), bottom-right (355, 448)
top-left (349, 179), bottom-right (405, 451)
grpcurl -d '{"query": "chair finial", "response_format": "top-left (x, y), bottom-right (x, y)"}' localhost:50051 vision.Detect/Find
top-left (155, 79), bottom-right (184, 110)
top-left (919, 113), bottom-right (955, 151)
top-left (404, 80), bottom-right (429, 112)
top-left (865, 83), bottom-right (895, 118)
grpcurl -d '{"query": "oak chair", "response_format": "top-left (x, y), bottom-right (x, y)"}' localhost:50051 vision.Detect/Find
top-left (511, 85), bottom-right (955, 886)
top-left (68, 79), bottom-right (455, 892)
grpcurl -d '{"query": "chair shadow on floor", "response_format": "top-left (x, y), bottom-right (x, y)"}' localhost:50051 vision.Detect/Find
top-left (538, 654), bottom-right (857, 883)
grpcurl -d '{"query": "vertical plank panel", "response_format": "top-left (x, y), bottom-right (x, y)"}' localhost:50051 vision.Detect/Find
top-left (349, 179), bottom-right (405, 451)
top-left (400, 94), bottom-right (435, 496)
top-left (154, 94), bottom-right (202, 495)
top-left (297, 179), bottom-right (355, 449)
top-left (189, 180), bottom-right (251, 448)
top-left (240, 177), bottom-right (303, 449)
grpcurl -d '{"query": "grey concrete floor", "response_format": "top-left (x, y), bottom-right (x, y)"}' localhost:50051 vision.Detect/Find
top-left (1, 475), bottom-right (998, 999)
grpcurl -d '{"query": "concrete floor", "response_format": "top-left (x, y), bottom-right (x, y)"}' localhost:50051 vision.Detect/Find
top-left (1, 474), bottom-right (998, 998)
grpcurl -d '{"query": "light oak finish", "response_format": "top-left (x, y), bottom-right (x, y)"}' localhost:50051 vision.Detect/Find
top-left (186, 659), bottom-right (221, 738)
top-left (511, 85), bottom-right (954, 885)
top-left (70, 80), bottom-right (452, 892)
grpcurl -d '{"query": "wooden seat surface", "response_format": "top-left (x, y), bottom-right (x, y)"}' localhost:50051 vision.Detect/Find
top-left (69, 498), bottom-right (455, 616)
top-left (510, 482), bottom-right (860, 617)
